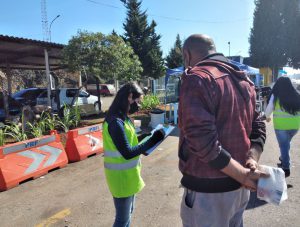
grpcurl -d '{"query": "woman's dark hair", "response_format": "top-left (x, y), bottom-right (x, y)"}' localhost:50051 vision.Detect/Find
top-left (271, 77), bottom-right (300, 115)
top-left (106, 82), bottom-right (143, 119)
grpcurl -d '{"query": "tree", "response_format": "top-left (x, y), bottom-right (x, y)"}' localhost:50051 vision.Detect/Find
top-left (249, 0), bottom-right (287, 76)
top-left (63, 31), bottom-right (143, 82)
top-left (284, 0), bottom-right (300, 68)
top-left (143, 20), bottom-right (165, 79)
top-left (122, 0), bottom-right (165, 79)
top-left (165, 34), bottom-right (183, 69)
top-left (249, 0), bottom-right (300, 74)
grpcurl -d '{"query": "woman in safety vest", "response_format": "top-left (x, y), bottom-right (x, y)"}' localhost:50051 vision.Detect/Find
top-left (265, 77), bottom-right (300, 177)
top-left (103, 82), bottom-right (165, 227)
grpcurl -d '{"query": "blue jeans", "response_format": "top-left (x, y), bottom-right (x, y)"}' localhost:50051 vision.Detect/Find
top-left (113, 195), bottom-right (135, 227)
top-left (275, 129), bottom-right (298, 169)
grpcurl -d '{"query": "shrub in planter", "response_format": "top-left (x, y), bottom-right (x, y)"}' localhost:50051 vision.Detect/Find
top-left (56, 104), bottom-right (81, 132)
top-left (0, 129), bottom-right (5, 146)
top-left (140, 94), bottom-right (161, 111)
top-left (4, 122), bottom-right (27, 142)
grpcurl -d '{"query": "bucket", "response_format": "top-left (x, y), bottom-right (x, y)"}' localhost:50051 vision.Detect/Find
top-left (150, 109), bottom-right (165, 128)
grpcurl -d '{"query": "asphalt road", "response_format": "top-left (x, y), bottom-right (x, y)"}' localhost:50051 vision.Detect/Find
top-left (0, 122), bottom-right (299, 227)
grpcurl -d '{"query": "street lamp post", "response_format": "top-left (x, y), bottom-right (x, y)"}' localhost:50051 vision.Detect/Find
top-left (228, 41), bottom-right (231, 57)
top-left (49, 15), bottom-right (60, 42)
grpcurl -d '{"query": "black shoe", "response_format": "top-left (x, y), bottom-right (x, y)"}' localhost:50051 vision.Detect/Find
top-left (283, 169), bottom-right (290, 178)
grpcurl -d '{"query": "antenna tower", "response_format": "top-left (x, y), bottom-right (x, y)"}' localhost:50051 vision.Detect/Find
top-left (41, 0), bottom-right (49, 41)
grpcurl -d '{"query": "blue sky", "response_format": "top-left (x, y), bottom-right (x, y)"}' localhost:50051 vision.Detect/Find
top-left (0, 0), bottom-right (255, 57)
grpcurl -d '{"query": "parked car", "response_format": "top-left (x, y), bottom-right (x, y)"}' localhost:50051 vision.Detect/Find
top-left (36, 88), bottom-right (102, 116)
top-left (12, 88), bottom-right (46, 106)
top-left (0, 92), bottom-right (23, 122)
top-left (87, 84), bottom-right (116, 96)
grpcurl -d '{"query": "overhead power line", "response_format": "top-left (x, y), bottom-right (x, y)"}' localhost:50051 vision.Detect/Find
top-left (86, 0), bottom-right (121, 9)
top-left (85, 0), bottom-right (250, 24)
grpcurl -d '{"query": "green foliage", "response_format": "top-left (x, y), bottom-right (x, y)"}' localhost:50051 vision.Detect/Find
top-left (285, 0), bottom-right (300, 68)
top-left (25, 112), bottom-right (52, 138)
top-left (56, 105), bottom-right (81, 133)
top-left (27, 121), bottom-right (45, 138)
top-left (0, 129), bottom-right (5, 146)
top-left (63, 31), bottom-right (143, 82)
top-left (249, 0), bottom-right (300, 72)
top-left (4, 122), bottom-right (28, 142)
top-left (140, 94), bottom-right (161, 110)
top-left (123, 0), bottom-right (165, 79)
top-left (72, 104), bottom-right (81, 128)
top-left (0, 107), bottom-right (83, 144)
top-left (42, 112), bottom-right (58, 131)
top-left (166, 34), bottom-right (183, 69)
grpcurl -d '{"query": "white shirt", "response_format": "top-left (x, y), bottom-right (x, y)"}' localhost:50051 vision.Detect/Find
top-left (265, 94), bottom-right (274, 118)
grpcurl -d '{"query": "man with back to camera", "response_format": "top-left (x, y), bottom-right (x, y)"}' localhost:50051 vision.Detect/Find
top-left (178, 34), bottom-right (268, 227)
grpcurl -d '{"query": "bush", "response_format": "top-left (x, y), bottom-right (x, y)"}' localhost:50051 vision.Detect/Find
top-left (56, 104), bottom-right (81, 132)
top-left (0, 129), bottom-right (5, 146)
top-left (4, 122), bottom-right (27, 142)
top-left (140, 94), bottom-right (161, 110)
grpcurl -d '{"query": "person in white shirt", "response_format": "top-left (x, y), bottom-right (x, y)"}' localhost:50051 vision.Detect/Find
top-left (265, 77), bottom-right (300, 177)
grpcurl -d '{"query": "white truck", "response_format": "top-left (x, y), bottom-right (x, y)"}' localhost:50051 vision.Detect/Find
top-left (36, 88), bottom-right (101, 116)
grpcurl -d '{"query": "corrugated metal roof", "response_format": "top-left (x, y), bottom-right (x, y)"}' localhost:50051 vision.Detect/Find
top-left (0, 34), bottom-right (65, 70)
top-left (0, 34), bottom-right (64, 48)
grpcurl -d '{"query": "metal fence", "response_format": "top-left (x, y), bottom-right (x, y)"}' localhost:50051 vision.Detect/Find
top-left (153, 76), bottom-right (180, 104)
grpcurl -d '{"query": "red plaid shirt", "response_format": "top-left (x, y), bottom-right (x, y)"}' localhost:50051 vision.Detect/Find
top-left (178, 55), bottom-right (266, 192)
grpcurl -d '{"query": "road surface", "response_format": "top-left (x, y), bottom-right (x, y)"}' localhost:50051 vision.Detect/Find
top-left (0, 123), bottom-right (299, 227)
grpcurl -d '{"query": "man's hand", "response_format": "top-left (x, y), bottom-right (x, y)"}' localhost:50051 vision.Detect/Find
top-left (245, 157), bottom-right (258, 171)
top-left (221, 158), bottom-right (269, 191)
top-left (242, 168), bottom-right (269, 191)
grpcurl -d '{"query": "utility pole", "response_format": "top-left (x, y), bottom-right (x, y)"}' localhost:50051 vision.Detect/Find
top-left (228, 41), bottom-right (231, 57)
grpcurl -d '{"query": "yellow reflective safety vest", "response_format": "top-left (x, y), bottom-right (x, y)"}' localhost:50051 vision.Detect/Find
top-left (273, 100), bottom-right (300, 130)
top-left (103, 118), bottom-right (145, 198)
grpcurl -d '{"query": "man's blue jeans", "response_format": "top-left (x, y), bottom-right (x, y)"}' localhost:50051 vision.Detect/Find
top-left (113, 195), bottom-right (135, 227)
top-left (275, 129), bottom-right (298, 169)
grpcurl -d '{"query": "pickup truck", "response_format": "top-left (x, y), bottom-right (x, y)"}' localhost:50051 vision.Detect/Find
top-left (36, 88), bottom-right (101, 116)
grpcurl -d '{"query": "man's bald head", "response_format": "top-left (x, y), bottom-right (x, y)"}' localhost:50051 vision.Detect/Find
top-left (183, 34), bottom-right (216, 67)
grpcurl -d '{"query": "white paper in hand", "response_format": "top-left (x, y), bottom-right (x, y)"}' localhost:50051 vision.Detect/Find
top-left (257, 165), bottom-right (288, 205)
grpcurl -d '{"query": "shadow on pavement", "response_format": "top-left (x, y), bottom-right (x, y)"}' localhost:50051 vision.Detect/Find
top-left (246, 191), bottom-right (267, 210)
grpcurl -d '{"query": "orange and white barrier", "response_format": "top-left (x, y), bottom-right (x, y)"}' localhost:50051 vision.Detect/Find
top-left (0, 132), bottom-right (68, 191)
top-left (65, 124), bottom-right (103, 162)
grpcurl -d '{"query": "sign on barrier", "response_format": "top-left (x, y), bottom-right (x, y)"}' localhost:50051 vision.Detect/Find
top-left (0, 132), bottom-right (68, 191)
top-left (65, 124), bottom-right (103, 162)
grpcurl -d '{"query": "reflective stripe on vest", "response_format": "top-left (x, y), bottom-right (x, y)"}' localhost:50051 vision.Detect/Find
top-left (104, 150), bottom-right (123, 158)
top-left (104, 158), bottom-right (140, 170)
